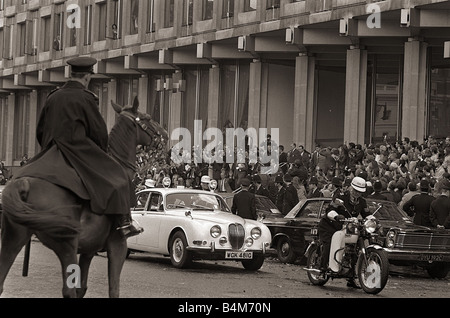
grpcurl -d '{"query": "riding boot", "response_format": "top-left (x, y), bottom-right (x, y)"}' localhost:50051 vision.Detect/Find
top-left (346, 278), bottom-right (361, 289)
top-left (116, 214), bottom-right (143, 238)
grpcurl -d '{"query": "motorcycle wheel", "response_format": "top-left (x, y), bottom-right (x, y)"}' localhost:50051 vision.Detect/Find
top-left (306, 245), bottom-right (329, 286)
top-left (356, 248), bottom-right (389, 295)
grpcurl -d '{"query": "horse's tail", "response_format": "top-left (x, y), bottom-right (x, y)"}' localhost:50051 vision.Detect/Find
top-left (2, 178), bottom-right (81, 239)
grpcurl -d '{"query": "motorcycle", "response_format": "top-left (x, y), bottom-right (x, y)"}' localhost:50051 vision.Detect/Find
top-left (304, 201), bottom-right (389, 295)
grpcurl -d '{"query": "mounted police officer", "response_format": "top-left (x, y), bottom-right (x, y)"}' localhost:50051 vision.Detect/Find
top-left (15, 57), bottom-right (142, 238)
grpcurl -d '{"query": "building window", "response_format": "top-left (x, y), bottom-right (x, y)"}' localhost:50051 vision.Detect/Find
top-left (266, 0), bottom-right (280, 9)
top-left (84, 5), bottom-right (92, 45)
top-left (53, 10), bottom-right (64, 51)
top-left (244, 0), bottom-right (257, 12)
top-left (183, 0), bottom-right (193, 26)
top-left (129, 0), bottom-right (139, 35)
top-left (0, 96), bottom-right (8, 160)
top-left (18, 22), bottom-right (26, 56)
top-left (110, 0), bottom-right (123, 40)
top-left (41, 16), bottom-right (51, 52)
top-left (182, 67), bottom-right (210, 147)
top-left (27, 18), bottom-right (38, 55)
top-left (147, 0), bottom-right (156, 33)
top-left (219, 62), bottom-right (250, 135)
top-left (3, 23), bottom-right (13, 59)
top-left (429, 68), bottom-right (450, 138)
top-left (97, 2), bottom-right (107, 41)
top-left (222, 0), bottom-right (234, 18)
top-left (116, 77), bottom-right (139, 108)
top-left (13, 93), bottom-right (31, 161)
top-left (164, 0), bottom-right (174, 28)
top-left (202, 0), bottom-right (214, 20)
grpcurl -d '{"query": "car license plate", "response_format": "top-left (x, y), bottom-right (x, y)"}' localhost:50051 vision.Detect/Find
top-left (225, 251), bottom-right (253, 259)
top-left (419, 254), bottom-right (443, 262)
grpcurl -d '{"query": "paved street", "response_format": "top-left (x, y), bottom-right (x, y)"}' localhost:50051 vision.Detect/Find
top-left (1, 239), bottom-right (448, 300)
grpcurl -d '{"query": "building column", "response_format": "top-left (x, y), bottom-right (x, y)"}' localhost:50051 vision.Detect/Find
top-left (27, 90), bottom-right (38, 158)
top-left (294, 53), bottom-right (316, 152)
top-left (138, 74), bottom-right (149, 114)
top-left (402, 38), bottom-right (428, 142)
top-left (5, 93), bottom-right (15, 167)
top-left (344, 47), bottom-right (368, 145)
top-left (207, 65), bottom-right (220, 129)
top-left (169, 70), bottom-right (183, 148)
top-left (106, 79), bottom-right (117, 132)
top-left (248, 59), bottom-right (262, 131)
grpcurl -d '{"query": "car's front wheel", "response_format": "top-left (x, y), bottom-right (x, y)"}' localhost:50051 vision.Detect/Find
top-left (169, 231), bottom-right (192, 269)
top-left (426, 262), bottom-right (450, 279)
top-left (242, 254), bottom-right (265, 271)
top-left (276, 236), bottom-right (297, 264)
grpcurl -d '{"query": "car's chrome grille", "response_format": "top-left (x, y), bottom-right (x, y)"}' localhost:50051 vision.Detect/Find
top-left (395, 232), bottom-right (450, 251)
top-left (229, 224), bottom-right (245, 249)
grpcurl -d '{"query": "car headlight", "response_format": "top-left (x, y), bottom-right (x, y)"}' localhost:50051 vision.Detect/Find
top-left (364, 218), bottom-right (378, 234)
top-left (251, 227), bottom-right (262, 240)
top-left (386, 230), bottom-right (396, 248)
top-left (245, 237), bottom-right (254, 247)
top-left (210, 225), bottom-right (221, 238)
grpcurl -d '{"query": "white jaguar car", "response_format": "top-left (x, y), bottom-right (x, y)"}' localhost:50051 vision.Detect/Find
top-left (127, 187), bottom-right (272, 271)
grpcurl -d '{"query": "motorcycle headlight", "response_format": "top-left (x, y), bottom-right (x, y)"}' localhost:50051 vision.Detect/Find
top-left (251, 227), bottom-right (262, 240)
top-left (364, 218), bottom-right (378, 234)
top-left (210, 225), bottom-right (221, 238)
top-left (386, 230), bottom-right (396, 248)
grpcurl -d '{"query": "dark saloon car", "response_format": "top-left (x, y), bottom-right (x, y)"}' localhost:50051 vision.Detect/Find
top-left (261, 198), bottom-right (450, 278)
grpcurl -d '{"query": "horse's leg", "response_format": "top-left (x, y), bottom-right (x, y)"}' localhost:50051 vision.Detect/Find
top-left (0, 217), bottom-right (32, 296)
top-left (77, 253), bottom-right (95, 298)
top-left (38, 234), bottom-right (79, 298)
top-left (105, 230), bottom-right (127, 298)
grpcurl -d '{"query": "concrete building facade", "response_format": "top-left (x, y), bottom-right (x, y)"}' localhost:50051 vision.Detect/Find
top-left (1, 0), bottom-right (450, 172)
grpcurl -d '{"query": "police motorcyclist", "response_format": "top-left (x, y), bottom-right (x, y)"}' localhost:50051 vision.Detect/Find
top-left (318, 176), bottom-right (371, 289)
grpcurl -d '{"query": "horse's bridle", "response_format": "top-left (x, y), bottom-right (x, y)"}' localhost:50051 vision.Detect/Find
top-left (120, 110), bottom-right (155, 139)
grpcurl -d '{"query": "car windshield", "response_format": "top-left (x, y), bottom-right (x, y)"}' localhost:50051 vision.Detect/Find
top-left (367, 200), bottom-right (411, 222)
top-left (256, 196), bottom-right (282, 215)
top-left (166, 193), bottom-right (230, 212)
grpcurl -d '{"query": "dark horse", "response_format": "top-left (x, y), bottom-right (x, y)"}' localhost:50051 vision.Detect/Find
top-left (0, 97), bottom-right (167, 298)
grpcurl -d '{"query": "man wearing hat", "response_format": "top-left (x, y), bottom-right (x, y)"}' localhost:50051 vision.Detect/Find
top-left (318, 176), bottom-right (371, 289)
top-left (231, 178), bottom-right (257, 220)
top-left (282, 174), bottom-right (299, 215)
top-left (402, 179), bottom-right (434, 227)
top-left (250, 175), bottom-right (270, 198)
top-left (307, 176), bottom-right (322, 198)
top-left (274, 175), bottom-right (286, 212)
top-left (14, 56), bottom-right (142, 238)
top-left (429, 178), bottom-right (450, 229)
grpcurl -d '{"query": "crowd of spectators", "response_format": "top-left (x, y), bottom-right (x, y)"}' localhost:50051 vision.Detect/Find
top-left (134, 135), bottom-right (450, 229)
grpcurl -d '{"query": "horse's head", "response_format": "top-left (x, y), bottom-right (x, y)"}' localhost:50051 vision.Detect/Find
top-left (111, 96), bottom-right (168, 150)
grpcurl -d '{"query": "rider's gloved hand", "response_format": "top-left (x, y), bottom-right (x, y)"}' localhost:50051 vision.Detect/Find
top-left (334, 214), bottom-right (345, 221)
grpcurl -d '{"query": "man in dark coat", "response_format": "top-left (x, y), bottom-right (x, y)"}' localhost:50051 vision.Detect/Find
top-left (274, 175), bottom-right (285, 212)
top-left (252, 175), bottom-right (270, 198)
top-left (430, 178), bottom-right (450, 229)
top-left (15, 57), bottom-right (142, 238)
top-left (367, 180), bottom-right (388, 201)
top-left (403, 179), bottom-right (434, 227)
top-left (231, 178), bottom-right (257, 220)
top-left (282, 174), bottom-right (299, 215)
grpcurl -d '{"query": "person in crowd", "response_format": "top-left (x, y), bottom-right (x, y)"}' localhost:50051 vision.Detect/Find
top-left (282, 174), bottom-right (299, 215)
top-left (398, 181), bottom-right (420, 210)
top-left (278, 145), bottom-right (289, 175)
top-left (252, 174), bottom-right (270, 198)
top-left (274, 175), bottom-right (286, 212)
top-left (307, 176), bottom-right (323, 198)
top-left (292, 175), bottom-right (307, 200)
top-left (429, 178), bottom-right (450, 229)
top-left (231, 178), bottom-right (257, 220)
top-left (366, 180), bottom-right (388, 200)
top-left (403, 179), bottom-right (434, 227)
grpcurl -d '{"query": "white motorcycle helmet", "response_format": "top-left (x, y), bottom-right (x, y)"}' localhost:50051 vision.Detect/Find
top-left (351, 176), bottom-right (366, 193)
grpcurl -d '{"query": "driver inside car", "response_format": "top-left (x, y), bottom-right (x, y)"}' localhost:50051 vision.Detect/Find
top-left (318, 176), bottom-right (371, 289)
